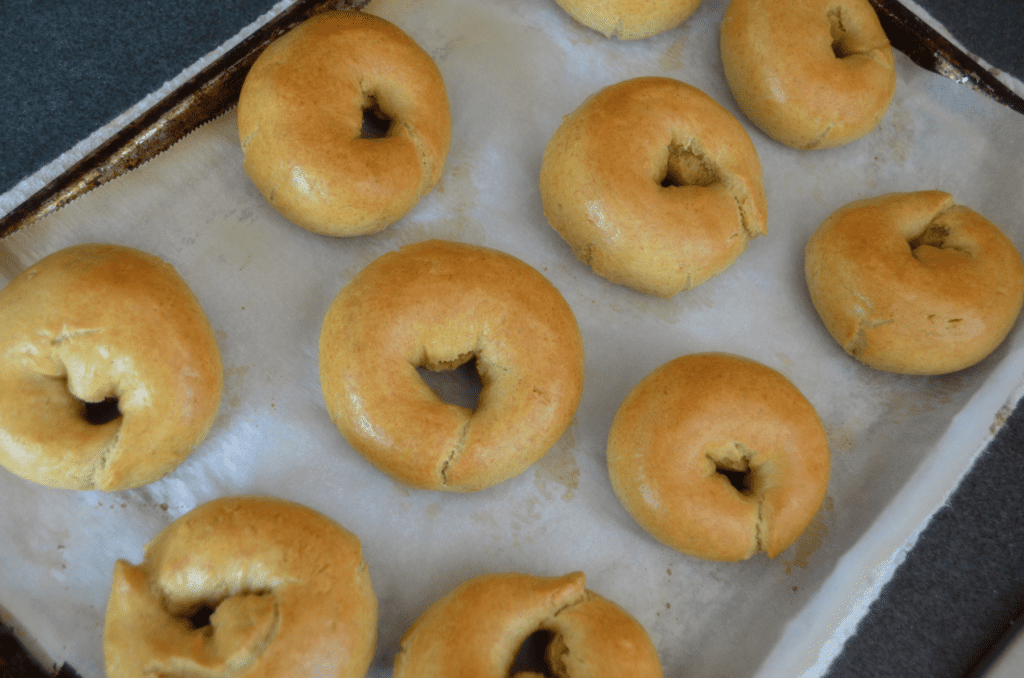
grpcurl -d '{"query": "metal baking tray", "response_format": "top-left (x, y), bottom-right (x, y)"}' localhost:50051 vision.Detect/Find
top-left (6, 1), bottom-right (1024, 678)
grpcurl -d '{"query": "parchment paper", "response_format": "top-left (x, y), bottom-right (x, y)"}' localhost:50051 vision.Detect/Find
top-left (3, 1), bottom-right (1024, 677)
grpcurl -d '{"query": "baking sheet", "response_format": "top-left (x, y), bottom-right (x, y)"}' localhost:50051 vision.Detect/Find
top-left (2, 0), bottom-right (1024, 676)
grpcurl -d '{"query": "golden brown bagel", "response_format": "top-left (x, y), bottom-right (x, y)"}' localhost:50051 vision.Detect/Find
top-left (720, 0), bottom-right (896, 149)
top-left (607, 353), bottom-right (830, 561)
top-left (104, 495), bottom-right (377, 678)
top-left (237, 10), bottom-right (451, 236)
top-left (540, 76), bottom-right (767, 298)
top-left (319, 240), bottom-right (585, 492)
top-left (0, 244), bottom-right (222, 491)
top-left (805, 191), bottom-right (1024, 374)
top-left (393, 572), bottom-right (662, 678)
top-left (553, 0), bottom-right (702, 40)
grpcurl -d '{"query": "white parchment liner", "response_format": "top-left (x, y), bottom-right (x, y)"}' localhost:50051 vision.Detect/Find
top-left (2, 1), bottom-right (1024, 677)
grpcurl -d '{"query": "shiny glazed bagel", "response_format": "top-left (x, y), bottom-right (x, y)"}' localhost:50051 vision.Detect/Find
top-left (393, 572), bottom-right (663, 678)
top-left (104, 495), bottom-right (378, 678)
top-left (319, 240), bottom-right (585, 492)
top-left (554, 0), bottom-right (702, 39)
top-left (238, 10), bottom-right (451, 236)
top-left (720, 0), bottom-right (896, 149)
top-left (0, 244), bottom-right (222, 491)
top-left (607, 353), bottom-right (830, 561)
top-left (805, 191), bottom-right (1024, 374)
top-left (540, 76), bottom-right (767, 298)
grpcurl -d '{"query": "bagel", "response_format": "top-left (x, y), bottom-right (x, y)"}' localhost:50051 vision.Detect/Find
top-left (319, 240), bottom-right (585, 492)
top-left (393, 571), bottom-right (662, 678)
top-left (607, 353), bottom-right (830, 561)
top-left (553, 0), bottom-right (702, 40)
top-left (104, 496), bottom-right (377, 678)
top-left (237, 10), bottom-right (451, 236)
top-left (0, 244), bottom-right (222, 491)
top-left (720, 0), bottom-right (896, 149)
top-left (805, 191), bottom-right (1024, 375)
top-left (540, 76), bottom-right (767, 298)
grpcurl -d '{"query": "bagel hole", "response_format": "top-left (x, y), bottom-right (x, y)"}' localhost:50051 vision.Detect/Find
top-left (719, 467), bottom-right (751, 494)
top-left (417, 355), bottom-right (483, 412)
top-left (908, 223), bottom-right (971, 262)
top-left (908, 223), bottom-right (950, 251)
top-left (828, 8), bottom-right (853, 58)
top-left (361, 98), bottom-right (392, 139)
top-left (661, 146), bottom-right (718, 188)
top-left (714, 458), bottom-right (753, 496)
top-left (510, 629), bottom-right (556, 677)
top-left (186, 603), bottom-right (217, 631)
top-left (82, 397), bottom-right (122, 426)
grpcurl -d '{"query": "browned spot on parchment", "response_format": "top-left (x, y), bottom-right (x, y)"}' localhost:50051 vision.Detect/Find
top-left (223, 365), bottom-right (250, 408)
top-left (658, 35), bottom-right (688, 71)
top-left (823, 422), bottom-right (857, 455)
top-left (533, 424), bottom-right (579, 501)
top-left (784, 496), bottom-right (834, 574)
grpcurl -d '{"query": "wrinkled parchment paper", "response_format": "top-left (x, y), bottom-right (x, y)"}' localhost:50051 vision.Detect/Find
top-left (3, 1), bottom-right (1024, 676)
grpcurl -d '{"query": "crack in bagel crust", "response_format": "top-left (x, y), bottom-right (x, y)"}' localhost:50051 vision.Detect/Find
top-left (730, 194), bottom-right (755, 241)
top-left (801, 123), bottom-right (835, 151)
top-left (49, 326), bottom-right (102, 345)
top-left (847, 315), bottom-right (895, 358)
top-left (439, 419), bottom-right (472, 487)
top-left (402, 121), bottom-right (443, 199)
top-left (91, 426), bottom-right (125, 490)
top-left (239, 127), bottom-right (258, 152)
top-left (841, 287), bottom-right (894, 358)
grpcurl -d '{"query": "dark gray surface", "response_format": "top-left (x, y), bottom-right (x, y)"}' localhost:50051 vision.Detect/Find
top-left (1, 2), bottom-right (1022, 677)
top-left (826, 403), bottom-right (1024, 678)
top-left (917, 1), bottom-right (1024, 79)
top-left (0, 0), bottom-right (281, 197)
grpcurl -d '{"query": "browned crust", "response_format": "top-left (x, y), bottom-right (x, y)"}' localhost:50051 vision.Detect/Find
top-left (607, 353), bottom-right (830, 561)
top-left (0, 244), bottom-right (223, 491)
top-left (237, 11), bottom-right (452, 236)
top-left (319, 240), bottom-right (585, 492)
top-left (103, 496), bottom-right (377, 678)
top-left (805, 191), bottom-right (1024, 374)
top-left (553, 0), bottom-right (702, 40)
top-left (720, 0), bottom-right (896, 149)
top-left (393, 572), bottom-right (662, 678)
top-left (540, 77), bottom-right (767, 298)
